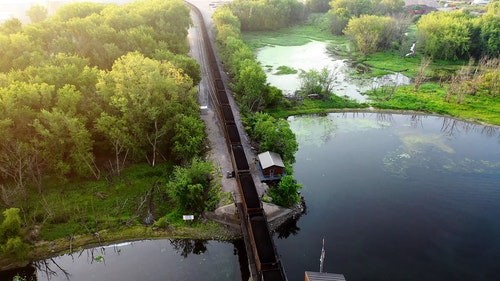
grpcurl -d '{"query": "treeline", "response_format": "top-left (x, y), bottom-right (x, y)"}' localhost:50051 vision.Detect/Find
top-left (0, 0), bottom-right (204, 199)
top-left (326, 0), bottom-right (499, 60)
top-left (212, 7), bottom-right (301, 207)
top-left (0, 0), bottom-right (193, 71)
top-left (228, 0), bottom-right (307, 31)
top-left (417, 11), bottom-right (499, 60)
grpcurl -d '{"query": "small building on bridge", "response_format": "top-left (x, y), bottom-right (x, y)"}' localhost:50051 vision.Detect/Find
top-left (256, 151), bottom-right (285, 182)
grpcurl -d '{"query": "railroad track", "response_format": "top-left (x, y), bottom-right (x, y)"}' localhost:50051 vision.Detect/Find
top-left (184, 2), bottom-right (288, 280)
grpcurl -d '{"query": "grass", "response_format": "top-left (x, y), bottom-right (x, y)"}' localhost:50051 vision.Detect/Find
top-left (15, 163), bottom-right (172, 241)
top-left (366, 83), bottom-right (500, 125)
top-left (1, 162), bottom-right (241, 268)
top-left (2, 161), bottom-right (236, 245)
top-left (267, 95), bottom-right (369, 118)
top-left (242, 14), bottom-right (349, 51)
top-left (360, 52), bottom-right (422, 77)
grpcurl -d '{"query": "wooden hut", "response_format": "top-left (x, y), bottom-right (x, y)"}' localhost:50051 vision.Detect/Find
top-left (256, 151), bottom-right (285, 181)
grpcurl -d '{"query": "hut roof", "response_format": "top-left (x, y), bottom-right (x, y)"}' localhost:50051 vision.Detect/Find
top-left (257, 151), bottom-right (285, 169)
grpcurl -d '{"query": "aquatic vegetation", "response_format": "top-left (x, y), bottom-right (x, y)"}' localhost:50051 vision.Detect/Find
top-left (400, 134), bottom-right (455, 154)
top-left (275, 65), bottom-right (298, 75)
top-left (289, 115), bottom-right (338, 147)
top-left (336, 118), bottom-right (391, 132)
top-left (383, 135), bottom-right (500, 177)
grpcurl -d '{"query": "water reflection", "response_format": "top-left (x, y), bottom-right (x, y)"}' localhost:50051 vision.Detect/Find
top-left (2, 240), bottom-right (245, 281)
top-left (275, 217), bottom-right (302, 239)
top-left (169, 239), bottom-right (207, 258)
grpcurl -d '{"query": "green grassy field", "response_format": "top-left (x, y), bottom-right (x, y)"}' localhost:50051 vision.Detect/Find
top-left (242, 14), bottom-right (350, 51)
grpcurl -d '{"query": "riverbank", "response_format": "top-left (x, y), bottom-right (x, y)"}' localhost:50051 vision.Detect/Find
top-left (1, 219), bottom-right (241, 271)
top-left (1, 198), bottom-right (304, 271)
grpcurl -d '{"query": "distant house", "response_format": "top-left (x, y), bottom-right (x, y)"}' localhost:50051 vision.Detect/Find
top-left (304, 271), bottom-right (346, 281)
top-left (256, 151), bottom-right (285, 182)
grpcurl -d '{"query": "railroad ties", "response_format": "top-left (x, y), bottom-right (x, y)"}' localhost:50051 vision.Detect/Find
top-left (185, 2), bottom-right (288, 280)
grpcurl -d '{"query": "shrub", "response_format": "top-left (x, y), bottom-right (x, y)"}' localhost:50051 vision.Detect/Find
top-left (2, 237), bottom-right (29, 259)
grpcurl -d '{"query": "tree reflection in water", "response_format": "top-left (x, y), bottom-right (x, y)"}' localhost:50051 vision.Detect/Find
top-left (169, 239), bottom-right (207, 258)
top-left (34, 258), bottom-right (70, 281)
top-left (275, 216), bottom-right (302, 239)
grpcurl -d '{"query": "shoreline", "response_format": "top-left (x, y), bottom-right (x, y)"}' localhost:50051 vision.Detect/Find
top-left (1, 200), bottom-right (304, 272)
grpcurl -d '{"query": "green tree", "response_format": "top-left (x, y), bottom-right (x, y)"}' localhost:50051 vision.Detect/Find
top-left (153, 50), bottom-right (201, 86)
top-left (344, 14), bottom-right (395, 55)
top-left (298, 67), bottom-right (337, 99)
top-left (306, 0), bottom-right (331, 13)
top-left (0, 208), bottom-right (22, 243)
top-left (53, 2), bottom-right (108, 21)
top-left (417, 11), bottom-right (471, 60)
top-left (167, 158), bottom-right (219, 217)
top-left (96, 52), bottom-right (197, 168)
top-left (330, 0), bottom-right (372, 18)
top-left (171, 114), bottom-right (206, 163)
top-left (0, 18), bottom-right (22, 35)
top-left (473, 14), bottom-right (500, 57)
top-left (230, 0), bottom-right (305, 31)
top-left (234, 59), bottom-right (267, 112)
top-left (248, 113), bottom-right (298, 164)
top-left (222, 37), bottom-right (255, 75)
top-left (26, 5), bottom-right (48, 23)
top-left (267, 175), bottom-right (301, 207)
top-left (0, 208), bottom-right (29, 260)
top-left (298, 68), bottom-right (322, 97)
top-left (131, 0), bottom-right (191, 54)
top-left (374, 0), bottom-right (405, 15)
top-left (32, 106), bottom-right (94, 180)
top-left (212, 6), bottom-right (241, 36)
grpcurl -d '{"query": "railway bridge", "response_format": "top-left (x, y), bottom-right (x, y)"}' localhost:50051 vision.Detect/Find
top-left (185, 1), bottom-right (288, 280)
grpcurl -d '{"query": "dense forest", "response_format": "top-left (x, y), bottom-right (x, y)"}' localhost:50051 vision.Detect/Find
top-left (0, 0), bottom-right (225, 261)
top-left (0, 0), bottom-right (206, 198)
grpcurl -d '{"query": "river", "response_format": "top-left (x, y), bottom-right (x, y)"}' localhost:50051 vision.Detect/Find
top-left (276, 112), bottom-right (500, 281)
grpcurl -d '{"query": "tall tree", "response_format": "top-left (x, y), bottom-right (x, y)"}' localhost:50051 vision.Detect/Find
top-left (26, 5), bottom-right (48, 23)
top-left (417, 11), bottom-right (471, 60)
top-left (344, 15), bottom-right (395, 55)
top-left (0, 18), bottom-right (22, 35)
top-left (234, 59), bottom-right (267, 112)
top-left (96, 52), bottom-right (197, 168)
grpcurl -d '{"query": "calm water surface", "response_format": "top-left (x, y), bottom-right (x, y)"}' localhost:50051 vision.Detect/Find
top-left (275, 113), bottom-right (500, 281)
top-left (2, 240), bottom-right (246, 281)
